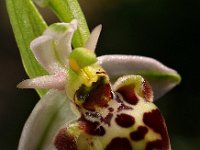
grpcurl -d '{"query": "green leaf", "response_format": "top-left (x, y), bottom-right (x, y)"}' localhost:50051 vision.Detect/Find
top-left (33, 0), bottom-right (90, 48)
top-left (6, 0), bottom-right (48, 97)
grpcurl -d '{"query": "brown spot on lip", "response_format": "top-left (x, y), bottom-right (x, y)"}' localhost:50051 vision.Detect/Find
top-left (108, 107), bottom-right (114, 112)
top-left (117, 85), bottom-right (139, 105)
top-left (105, 137), bottom-right (132, 150)
top-left (79, 116), bottom-right (105, 136)
top-left (146, 140), bottom-right (166, 150)
top-left (130, 126), bottom-right (148, 141)
top-left (115, 113), bottom-right (135, 128)
top-left (103, 112), bottom-right (113, 126)
top-left (54, 128), bottom-right (77, 150)
top-left (143, 109), bottom-right (170, 150)
top-left (83, 82), bottom-right (112, 111)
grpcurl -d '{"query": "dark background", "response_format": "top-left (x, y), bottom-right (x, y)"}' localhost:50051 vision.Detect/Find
top-left (1, 0), bottom-right (200, 149)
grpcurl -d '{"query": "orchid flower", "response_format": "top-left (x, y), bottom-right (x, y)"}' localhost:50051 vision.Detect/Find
top-left (7, 0), bottom-right (181, 150)
top-left (16, 19), bottom-right (180, 150)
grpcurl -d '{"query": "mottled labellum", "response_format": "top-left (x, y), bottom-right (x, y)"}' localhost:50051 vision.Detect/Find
top-left (17, 20), bottom-right (180, 150)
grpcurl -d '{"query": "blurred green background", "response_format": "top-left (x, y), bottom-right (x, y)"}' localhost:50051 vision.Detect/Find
top-left (1, 0), bottom-right (200, 149)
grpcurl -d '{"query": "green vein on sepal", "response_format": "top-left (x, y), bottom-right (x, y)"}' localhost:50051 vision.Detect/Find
top-left (6, 0), bottom-right (48, 97)
top-left (138, 71), bottom-right (181, 82)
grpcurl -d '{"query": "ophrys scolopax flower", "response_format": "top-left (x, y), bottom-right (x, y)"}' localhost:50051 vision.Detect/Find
top-left (17, 20), bottom-right (180, 150)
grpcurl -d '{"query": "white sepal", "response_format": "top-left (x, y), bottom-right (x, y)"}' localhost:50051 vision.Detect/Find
top-left (98, 55), bottom-right (181, 100)
top-left (30, 20), bottom-right (78, 74)
top-left (17, 72), bottom-right (66, 90)
top-left (43, 20), bottom-right (78, 65)
top-left (18, 90), bottom-right (79, 150)
top-left (85, 24), bottom-right (102, 51)
top-left (30, 36), bottom-right (65, 74)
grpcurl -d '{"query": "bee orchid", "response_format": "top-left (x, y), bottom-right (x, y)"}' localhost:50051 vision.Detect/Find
top-left (17, 20), bottom-right (180, 150)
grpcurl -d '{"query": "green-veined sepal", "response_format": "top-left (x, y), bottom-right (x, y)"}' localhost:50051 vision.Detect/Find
top-left (98, 55), bottom-right (181, 100)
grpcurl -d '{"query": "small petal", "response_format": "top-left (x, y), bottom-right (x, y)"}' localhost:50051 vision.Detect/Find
top-left (17, 73), bottom-right (66, 90)
top-left (30, 36), bottom-right (65, 74)
top-left (30, 20), bottom-right (78, 74)
top-left (85, 24), bottom-right (102, 51)
top-left (98, 55), bottom-right (181, 100)
top-left (18, 90), bottom-right (79, 150)
top-left (43, 20), bottom-right (78, 65)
